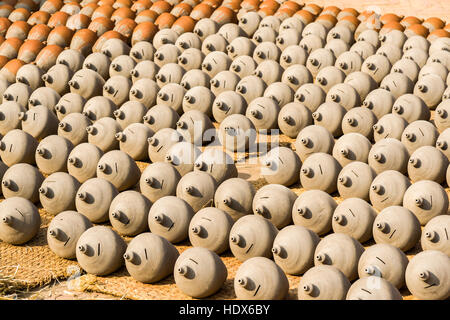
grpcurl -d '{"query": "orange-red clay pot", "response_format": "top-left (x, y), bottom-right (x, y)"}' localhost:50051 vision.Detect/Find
top-left (27, 23), bottom-right (51, 42)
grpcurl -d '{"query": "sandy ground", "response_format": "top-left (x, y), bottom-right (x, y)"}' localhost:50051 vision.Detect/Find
top-left (303, 0), bottom-right (450, 21)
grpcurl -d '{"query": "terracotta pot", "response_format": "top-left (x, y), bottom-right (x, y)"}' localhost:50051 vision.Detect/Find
top-left (240, 0), bottom-right (260, 11)
top-left (428, 29), bottom-right (450, 41)
top-left (337, 7), bottom-right (359, 20)
top-left (27, 11), bottom-right (51, 25)
top-left (423, 17), bottom-right (445, 32)
top-left (338, 15), bottom-right (360, 30)
top-left (381, 21), bottom-right (405, 33)
top-left (111, 6), bottom-right (135, 23)
top-left (131, 0), bottom-right (151, 14)
top-left (5, 21), bottom-right (31, 40)
top-left (40, 0), bottom-right (64, 14)
top-left (70, 28), bottom-right (97, 55)
top-left (80, 3), bottom-right (99, 17)
top-left (131, 21), bottom-right (157, 44)
top-left (60, 2), bottom-right (81, 16)
top-left (35, 44), bottom-right (64, 71)
top-left (92, 29), bottom-right (123, 52)
top-left (16, 0), bottom-right (38, 11)
top-left (27, 23), bottom-right (51, 42)
top-left (66, 13), bottom-right (91, 30)
top-left (294, 9), bottom-right (314, 25)
top-left (400, 16), bottom-right (423, 28)
top-left (258, 6), bottom-right (277, 17)
top-left (0, 55), bottom-right (8, 69)
top-left (155, 12), bottom-right (177, 29)
top-left (99, 0), bottom-right (115, 6)
top-left (274, 7), bottom-right (294, 20)
top-left (172, 15), bottom-right (195, 34)
top-left (184, 0), bottom-right (201, 7)
top-left (259, 0), bottom-right (279, 12)
top-left (0, 17), bottom-right (11, 37)
top-left (0, 5), bottom-right (14, 19)
top-left (171, 3), bottom-right (192, 18)
top-left (0, 37), bottom-right (23, 58)
top-left (322, 5), bottom-right (341, 17)
top-left (92, 5), bottom-right (114, 19)
top-left (113, 0), bottom-right (132, 9)
top-left (88, 17), bottom-right (115, 36)
top-left (8, 8), bottom-right (31, 22)
top-left (113, 17), bottom-right (136, 38)
top-left (135, 9), bottom-right (158, 23)
top-left (363, 14), bottom-right (382, 31)
top-left (303, 3), bottom-right (322, 16)
top-left (380, 13), bottom-right (403, 24)
top-left (210, 6), bottom-right (236, 25)
top-left (150, 0), bottom-right (172, 15)
top-left (190, 3), bottom-right (213, 20)
top-left (221, 0), bottom-right (241, 12)
top-left (1, 0), bottom-right (17, 6)
top-left (203, 0), bottom-right (223, 9)
top-left (0, 58), bottom-right (25, 82)
top-left (316, 14), bottom-right (337, 29)
top-left (405, 23), bottom-right (429, 37)
top-left (280, 1), bottom-right (301, 12)
top-left (47, 25), bottom-right (74, 47)
top-left (48, 11), bottom-right (70, 28)
top-left (358, 10), bottom-right (375, 22)
top-left (17, 39), bottom-right (44, 63)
